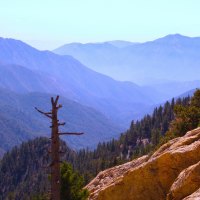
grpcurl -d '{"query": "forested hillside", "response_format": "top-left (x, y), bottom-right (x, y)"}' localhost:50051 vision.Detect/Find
top-left (1, 91), bottom-right (197, 199)
top-left (72, 95), bottom-right (191, 181)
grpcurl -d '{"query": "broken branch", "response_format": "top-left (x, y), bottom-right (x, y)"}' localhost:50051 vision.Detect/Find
top-left (59, 132), bottom-right (84, 136)
top-left (58, 122), bottom-right (66, 126)
top-left (35, 107), bottom-right (52, 119)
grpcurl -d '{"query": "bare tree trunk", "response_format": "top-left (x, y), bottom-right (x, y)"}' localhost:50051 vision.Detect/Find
top-left (35, 95), bottom-right (83, 200)
top-left (51, 97), bottom-right (60, 200)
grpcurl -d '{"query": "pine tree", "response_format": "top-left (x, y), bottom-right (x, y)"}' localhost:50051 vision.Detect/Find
top-left (60, 162), bottom-right (89, 200)
top-left (169, 89), bottom-right (200, 136)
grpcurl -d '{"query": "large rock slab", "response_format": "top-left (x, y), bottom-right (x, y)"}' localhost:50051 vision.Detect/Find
top-left (167, 161), bottom-right (200, 200)
top-left (86, 128), bottom-right (200, 200)
top-left (183, 188), bottom-right (200, 200)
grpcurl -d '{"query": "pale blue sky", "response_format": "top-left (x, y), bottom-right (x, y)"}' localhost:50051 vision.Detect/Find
top-left (1, 0), bottom-right (200, 49)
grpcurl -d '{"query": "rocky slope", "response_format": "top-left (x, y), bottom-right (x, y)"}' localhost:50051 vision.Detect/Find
top-left (86, 128), bottom-right (200, 200)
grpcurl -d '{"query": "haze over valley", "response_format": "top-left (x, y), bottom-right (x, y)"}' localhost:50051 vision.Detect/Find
top-left (54, 34), bottom-right (200, 98)
top-left (0, 34), bottom-right (199, 153)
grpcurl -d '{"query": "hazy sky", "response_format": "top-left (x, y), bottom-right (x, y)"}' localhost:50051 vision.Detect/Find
top-left (1, 0), bottom-right (200, 49)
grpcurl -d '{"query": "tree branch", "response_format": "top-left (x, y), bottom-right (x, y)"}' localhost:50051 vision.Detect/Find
top-left (35, 107), bottom-right (52, 119)
top-left (54, 95), bottom-right (59, 105)
top-left (51, 97), bottom-right (54, 105)
top-left (58, 122), bottom-right (66, 126)
top-left (59, 132), bottom-right (84, 136)
top-left (56, 104), bottom-right (62, 109)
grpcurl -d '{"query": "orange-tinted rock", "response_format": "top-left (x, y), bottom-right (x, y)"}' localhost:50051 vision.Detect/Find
top-left (167, 161), bottom-right (200, 200)
top-left (183, 188), bottom-right (200, 200)
top-left (86, 128), bottom-right (200, 200)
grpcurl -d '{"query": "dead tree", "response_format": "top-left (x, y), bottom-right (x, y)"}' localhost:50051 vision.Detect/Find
top-left (35, 95), bottom-right (83, 200)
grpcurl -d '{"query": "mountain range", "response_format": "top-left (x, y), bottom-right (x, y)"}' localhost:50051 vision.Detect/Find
top-left (0, 38), bottom-right (156, 127)
top-left (0, 35), bottom-right (199, 153)
top-left (0, 88), bottom-right (123, 155)
top-left (54, 34), bottom-right (200, 97)
top-left (0, 37), bottom-right (159, 153)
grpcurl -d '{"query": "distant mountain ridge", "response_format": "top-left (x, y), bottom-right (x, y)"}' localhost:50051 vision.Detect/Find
top-left (1, 36), bottom-right (199, 153)
top-left (0, 37), bottom-right (156, 127)
top-left (0, 63), bottom-right (64, 94)
top-left (0, 88), bottom-right (123, 153)
top-left (144, 80), bottom-right (200, 101)
top-left (106, 40), bottom-right (138, 48)
top-left (53, 34), bottom-right (200, 84)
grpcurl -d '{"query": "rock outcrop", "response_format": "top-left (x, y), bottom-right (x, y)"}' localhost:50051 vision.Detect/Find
top-left (167, 161), bottom-right (200, 200)
top-left (183, 188), bottom-right (200, 200)
top-left (86, 128), bottom-right (200, 200)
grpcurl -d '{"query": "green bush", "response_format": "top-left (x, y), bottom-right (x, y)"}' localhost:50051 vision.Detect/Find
top-left (60, 162), bottom-right (89, 200)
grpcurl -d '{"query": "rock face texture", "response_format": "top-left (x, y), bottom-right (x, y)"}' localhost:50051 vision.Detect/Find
top-left (183, 188), bottom-right (200, 200)
top-left (167, 161), bottom-right (200, 200)
top-left (86, 128), bottom-right (200, 200)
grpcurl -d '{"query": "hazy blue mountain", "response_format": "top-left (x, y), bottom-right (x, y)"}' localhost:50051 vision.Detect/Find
top-left (0, 88), bottom-right (123, 152)
top-left (54, 34), bottom-right (200, 84)
top-left (53, 42), bottom-right (120, 77)
top-left (143, 80), bottom-right (200, 101)
top-left (0, 38), bottom-right (156, 126)
top-left (106, 40), bottom-right (137, 48)
top-left (178, 88), bottom-right (198, 98)
top-left (0, 63), bottom-right (64, 94)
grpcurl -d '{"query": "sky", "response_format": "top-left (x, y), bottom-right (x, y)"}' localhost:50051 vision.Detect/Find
top-left (0, 0), bottom-right (200, 50)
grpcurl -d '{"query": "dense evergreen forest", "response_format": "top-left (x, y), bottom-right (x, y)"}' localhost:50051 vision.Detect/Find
top-left (70, 95), bottom-right (191, 182)
top-left (1, 90), bottom-right (200, 199)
